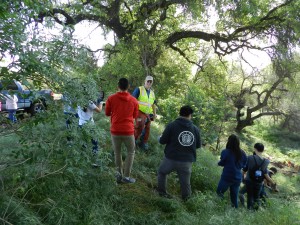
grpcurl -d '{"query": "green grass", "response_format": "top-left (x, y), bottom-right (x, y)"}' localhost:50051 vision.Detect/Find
top-left (0, 116), bottom-right (299, 225)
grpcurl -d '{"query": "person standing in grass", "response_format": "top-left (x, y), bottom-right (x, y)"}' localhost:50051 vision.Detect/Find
top-left (132, 75), bottom-right (156, 151)
top-left (216, 134), bottom-right (247, 208)
top-left (105, 78), bottom-right (139, 184)
top-left (5, 90), bottom-right (18, 123)
top-left (157, 105), bottom-right (201, 200)
top-left (243, 143), bottom-right (277, 210)
top-left (77, 99), bottom-right (104, 166)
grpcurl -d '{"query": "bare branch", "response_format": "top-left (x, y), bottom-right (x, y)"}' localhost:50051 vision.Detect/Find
top-left (169, 44), bottom-right (204, 70)
top-left (252, 111), bottom-right (284, 120)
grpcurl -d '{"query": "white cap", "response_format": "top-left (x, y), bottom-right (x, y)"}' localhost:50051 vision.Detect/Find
top-left (145, 76), bottom-right (153, 81)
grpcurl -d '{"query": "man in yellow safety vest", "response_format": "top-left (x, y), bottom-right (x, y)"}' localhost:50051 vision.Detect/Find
top-left (132, 76), bottom-right (156, 150)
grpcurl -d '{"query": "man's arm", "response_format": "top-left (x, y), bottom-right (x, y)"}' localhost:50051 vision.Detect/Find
top-left (105, 98), bottom-right (111, 116)
top-left (132, 87), bottom-right (140, 99)
top-left (195, 127), bottom-right (201, 148)
top-left (218, 151), bottom-right (226, 166)
top-left (264, 173), bottom-right (275, 186)
top-left (159, 123), bottom-right (171, 144)
top-left (133, 99), bottom-right (139, 118)
top-left (88, 101), bottom-right (102, 113)
top-left (94, 102), bottom-right (103, 113)
top-left (152, 103), bottom-right (156, 120)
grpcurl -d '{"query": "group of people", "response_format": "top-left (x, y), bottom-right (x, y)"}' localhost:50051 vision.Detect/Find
top-left (71, 76), bottom-right (156, 182)
top-left (72, 75), bottom-right (278, 209)
top-left (217, 135), bottom-right (278, 209)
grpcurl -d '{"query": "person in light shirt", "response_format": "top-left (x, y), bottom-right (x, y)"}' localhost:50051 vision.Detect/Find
top-left (77, 99), bottom-right (104, 166)
top-left (5, 91), bottom-right (18, 123)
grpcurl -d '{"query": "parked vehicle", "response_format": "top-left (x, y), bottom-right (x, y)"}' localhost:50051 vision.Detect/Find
top-left (0, 80), bottom-right (55, 116)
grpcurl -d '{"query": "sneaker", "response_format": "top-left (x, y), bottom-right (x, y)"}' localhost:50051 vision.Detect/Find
top-left (91, 159), bottom-right (101, 168)
top-left (139, 142), bottom-right (149, 151)
top-left (122, 177), bottom-right (136, 184)
top-left (144, 143), bottom-right (149, 150)
top-left (91, 163), bottom-right (101, 167)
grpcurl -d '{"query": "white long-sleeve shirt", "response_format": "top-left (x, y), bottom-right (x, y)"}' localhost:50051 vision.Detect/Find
top-left (77, 101), bottom-right (97, 126)
top-left (5, 94), bottom-right (18, 110)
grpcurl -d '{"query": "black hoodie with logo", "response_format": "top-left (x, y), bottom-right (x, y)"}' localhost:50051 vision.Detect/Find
top-left (159, 117), bottom-right (201, 162)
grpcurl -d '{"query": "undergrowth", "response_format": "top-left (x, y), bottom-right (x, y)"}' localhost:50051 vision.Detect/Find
top-left (0, 113), bottom-right (299, 225)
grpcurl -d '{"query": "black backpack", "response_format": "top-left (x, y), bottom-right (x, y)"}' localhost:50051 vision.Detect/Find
top-left (249, 156), bottom-right (265, 183)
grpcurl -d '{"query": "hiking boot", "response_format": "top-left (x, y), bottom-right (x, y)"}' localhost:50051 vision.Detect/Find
top-left (239, 194), bottom-right (245, 207)
top-left (116, 173), bottom-right (123, 183)
top-left (159, 192), bottom-right (173, 199)
top-left (122, 177), bottom-right (136, 184)
top-left (139, 142), bottom-right (149, 151)
top-left (156, 188), bottom-right (172, 199)
top-left (135, 140), bottom-right (139, 149)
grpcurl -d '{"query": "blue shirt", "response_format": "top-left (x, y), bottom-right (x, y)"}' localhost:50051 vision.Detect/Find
top-left (218, 148), bottom-right (247, 182)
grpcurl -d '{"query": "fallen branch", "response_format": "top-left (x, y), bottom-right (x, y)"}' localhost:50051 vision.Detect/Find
top-left (37, 164), bottom-right (67, 180)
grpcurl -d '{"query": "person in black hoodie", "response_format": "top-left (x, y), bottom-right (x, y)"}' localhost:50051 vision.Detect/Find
top-left (157, 105), bottom-right (201, 200)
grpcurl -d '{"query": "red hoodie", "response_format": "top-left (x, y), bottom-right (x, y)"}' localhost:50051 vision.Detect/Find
top-left (105, 91), bottom-right (139, 135)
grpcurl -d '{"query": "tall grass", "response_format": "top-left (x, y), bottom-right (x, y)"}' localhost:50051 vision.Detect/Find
top-left (0, 115), bottom-right (299, 225)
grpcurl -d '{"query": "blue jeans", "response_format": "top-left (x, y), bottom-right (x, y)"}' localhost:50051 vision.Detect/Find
top-left (217, 178), bottom-right (241, 208)
top-left (8, 109), bottom-right (17, 123)
top-left (245, 180), bottom-right (263, 210)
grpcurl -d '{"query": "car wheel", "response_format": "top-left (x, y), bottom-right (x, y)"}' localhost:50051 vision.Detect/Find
top-left (30, 102), bottom-right (45, 116)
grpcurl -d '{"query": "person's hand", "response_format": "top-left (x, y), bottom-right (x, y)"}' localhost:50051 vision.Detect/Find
top-left (152, 114), bottom-right (156, 121)
top-left (271, 183), bottom-right (279, 192)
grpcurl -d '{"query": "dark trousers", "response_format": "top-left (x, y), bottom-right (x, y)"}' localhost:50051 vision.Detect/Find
top-left (245, 180), bottom-right (263, 210)
top-left (217, 178), bottom-right (241, 208)
top-left (78, 125), bottom-right (98, 155)
top-left (157, 157), bottom-right (192, 200)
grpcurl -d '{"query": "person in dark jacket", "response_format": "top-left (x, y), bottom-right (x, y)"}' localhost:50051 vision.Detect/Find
top-left (216, 134), bottom-right (247, 208)
top-left (243, 143), bottom-right (277, 210)
top-left (157, 105), bottom-right (201, 200)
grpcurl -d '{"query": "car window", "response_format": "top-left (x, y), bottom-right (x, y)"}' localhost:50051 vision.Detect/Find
top-left (7, 82), bottom-right (18, 90)
top-left (0, 81), bottom-right (18, 91)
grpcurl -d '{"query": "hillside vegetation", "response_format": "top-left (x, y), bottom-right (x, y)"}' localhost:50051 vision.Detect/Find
top-left (0, 112), bottom-right (299, 225)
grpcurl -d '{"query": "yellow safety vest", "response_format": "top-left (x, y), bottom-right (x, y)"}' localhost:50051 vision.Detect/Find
top-left (138, 86), bottom-right (155, 114)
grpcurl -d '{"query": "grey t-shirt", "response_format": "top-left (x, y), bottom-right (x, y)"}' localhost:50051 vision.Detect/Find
top-left (244, 155), bottom-right (270, 181)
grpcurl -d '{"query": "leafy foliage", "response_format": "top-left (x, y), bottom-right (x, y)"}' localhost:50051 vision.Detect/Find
top-left (1, 0), bottom-right (300, 224)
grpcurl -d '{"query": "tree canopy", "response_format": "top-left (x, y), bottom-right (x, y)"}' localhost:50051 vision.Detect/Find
top-left (1, 0), bottom-right (300, 131)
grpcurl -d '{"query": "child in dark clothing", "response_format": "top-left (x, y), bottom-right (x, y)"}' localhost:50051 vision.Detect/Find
top-left (239, 166), bottom-right (278, 206)
top-left (243, 143), bottom-right (277, 210)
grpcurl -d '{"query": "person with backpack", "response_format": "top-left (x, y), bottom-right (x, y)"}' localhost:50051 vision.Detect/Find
top-left (239, 166), bottom-right (278, 206)
top-left (216, 134), bottom-right (247, 208)
top-left (243, 143), bottom-right (277, 210)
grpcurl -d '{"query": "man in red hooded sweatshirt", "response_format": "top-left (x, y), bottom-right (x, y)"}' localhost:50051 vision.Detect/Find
top-left (105, 78), bottom-right (139, 183)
